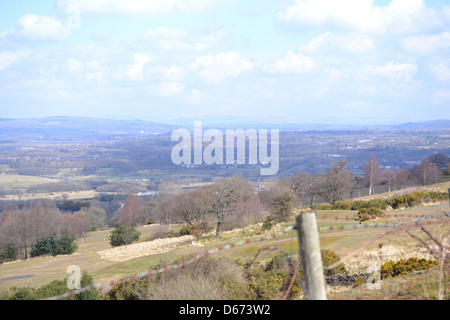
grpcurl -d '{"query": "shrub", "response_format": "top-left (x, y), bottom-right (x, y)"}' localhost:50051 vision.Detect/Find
top-left (358, 207), bottom-right (385, 220)
top-left (350, 200), bottom-right (367, 210)
top-left (0, 243), bottom-right (18, 263)
top-left (353, 275), bottom-right (366, 288)
top-left (366, 198), bottom-right (388, 210)
top-left (320, 249), bottom-right (348, 276)
top-left (246, 254), bottom-right (296, 300)
top-left (30, 235), bottom-right (78, 257)
top-left (172, 222), bottom-right (211, 239)
top-left (332, 201), bottom-right (353, 210)
top-left (315, 203), bottom-right (332, 210)
top-left (269, 191), bottom-right (295, 223)
top-left (108, 256), bottom-right (248, 300)
top-left (381, 257), bottom-right (439, 279)
top-left (109, 224), bottom-right (140, 246)
top-left (0, 272), bottom-right (99, 300)
top-left (168, 229), bottom-right (180, 238)
top-left (262, 216), bottom-right (275, 231)
top-left (190, 222), bottom-right (211, 240)
top-left (179, 224), bottom-right (195, 236)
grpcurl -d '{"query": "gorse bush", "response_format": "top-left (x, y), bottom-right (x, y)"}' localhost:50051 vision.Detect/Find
top-left (245, 254), bottom-right (301, 300)
top-left (320, 249), bottom-right (348, 276)
top-left (357, 207), bottom-right (385, 220)
top-left (381, 257), bottom-right (439, 279)
top-left (318, 191), bottom-right (448, 212)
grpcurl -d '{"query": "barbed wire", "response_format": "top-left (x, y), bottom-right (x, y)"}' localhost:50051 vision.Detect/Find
top-left (39, 213), bottom-right (448, 300)
top-left (42, 224), bottom-right (297, 300)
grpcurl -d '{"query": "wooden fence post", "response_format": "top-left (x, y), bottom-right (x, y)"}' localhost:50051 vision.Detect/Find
top-left (296, 212), bottom-right (327, 300)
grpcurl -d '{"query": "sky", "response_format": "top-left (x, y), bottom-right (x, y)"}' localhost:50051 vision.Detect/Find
top-left (0, 0), bottom-right (449, 125)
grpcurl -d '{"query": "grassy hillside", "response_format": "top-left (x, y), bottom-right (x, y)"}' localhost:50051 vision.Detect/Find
top-left (1, 199), bottom-right (448, 300)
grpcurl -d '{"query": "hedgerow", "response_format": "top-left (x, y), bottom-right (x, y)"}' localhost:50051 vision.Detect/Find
top-left (317, 191), bottom-right (448, 212)
top-left (0, 272), bottom-right (99, 300)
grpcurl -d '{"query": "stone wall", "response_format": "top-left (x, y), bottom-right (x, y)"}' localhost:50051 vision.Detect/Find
top-left (324, 272), bottom-right (372, 286)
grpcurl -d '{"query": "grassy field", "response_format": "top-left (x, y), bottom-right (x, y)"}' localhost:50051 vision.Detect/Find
top-left (354, 180), bottom-right (450, 201)
top-left (1, 201), bottom-right (448, 299)
top-left (0, 175), bottom-right (57, 194)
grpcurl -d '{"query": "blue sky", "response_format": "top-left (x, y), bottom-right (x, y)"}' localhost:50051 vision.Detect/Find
top-left (0, 0), bottom-right (449, 125)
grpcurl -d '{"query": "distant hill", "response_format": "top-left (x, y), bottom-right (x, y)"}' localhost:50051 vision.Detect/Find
top-left (393, 120), bottom-right (450, 130)
top-left (0, 116), bottom-right (177, 139)
top-left (0, 116), bottom-right (448, 140)
top-left (172, 117), bottom-right (450, 131)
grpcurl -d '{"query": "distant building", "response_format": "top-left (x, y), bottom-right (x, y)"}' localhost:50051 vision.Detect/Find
top-left (137, 191), bottom-right (159, 196)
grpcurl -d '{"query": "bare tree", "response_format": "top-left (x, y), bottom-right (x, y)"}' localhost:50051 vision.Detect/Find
top-left (174, 187), bottom-right (211, 226)
top-left (383, 168), bottom-right (396, 193)
top-left (319, 160), bottom-right (355, 205)
top-left (119, 194), bottom-right (145, 227)
top-left (364, 154), bottom-right (382, 195)
top-left (208, 176), bottom-right (256, 238)
top-left (0, 201), bottom-right (61, 259)
top-left (289, 172), bottom-right (312, 206)
top-left (61, 211), bottom-right (91, 242)
top-left (157, 195), bottom-right (178, 226)
top-left (395, 169), bottom-right (409, 190)
top-left (414, 158), bottom-right (441, 186)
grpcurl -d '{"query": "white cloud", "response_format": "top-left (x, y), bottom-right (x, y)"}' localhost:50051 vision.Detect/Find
top-left (432, 60), bottom-right (450, 81)
top-left (402, 32), bottom-right (450, 56)
top-left (185, 89), bottom-right (206, 105)
top-left (263, 50), bottom-right (315, 75)
top-left (120, 53), bottom-right (155, 81)
top-left (141, 26), bottom-right (223, 52)
top-left (65, 58), bottom-right (84, 74)
top-left (143, 27), bottom-right (187, 40)
top-left (150, 81), bottom-right (184, 97)
top-left (85, 61), bottom-right (105, 83)
top-left (192, 52), bottom-right (253, 83)
top-left (57, 0), bottom-right (217, 15)
top-left (302, 32), bottom-right (374, 54)
top-left (16, 14), bottom-right (71, 41)
top-left (364, 62), bottom-right (418, 80)
top-left (145, 64), bottom-right (187, 82)
top-left (276, 0), bottom-right (429, 35)
top-left (0, 51), bottom-right (22, 72)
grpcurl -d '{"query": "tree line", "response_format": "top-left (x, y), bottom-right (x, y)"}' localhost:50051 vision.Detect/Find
top-left (0, 201), bottom-right (106, 261)
top-left (1, 152), bottom-right (448, 260)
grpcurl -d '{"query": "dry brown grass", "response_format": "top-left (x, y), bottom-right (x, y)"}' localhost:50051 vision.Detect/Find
top-left (97, 235), bottom-right (194, 262)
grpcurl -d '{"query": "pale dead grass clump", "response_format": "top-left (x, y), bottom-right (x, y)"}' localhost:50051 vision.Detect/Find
top-left (137, 256), bottom-right (247, 300)
top-left (344, 245), bottom-right (437, 274)
top-left (97, 235), bottom-right (194, 262)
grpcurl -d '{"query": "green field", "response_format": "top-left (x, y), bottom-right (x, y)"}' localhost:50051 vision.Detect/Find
top-left (0, 175), bottom-right (57, 194)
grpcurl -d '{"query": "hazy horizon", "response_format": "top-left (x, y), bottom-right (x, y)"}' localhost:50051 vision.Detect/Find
top-left (1, 1), bottom-right (450, 125)
top-left (1, 114), bottom-right (450, 129)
